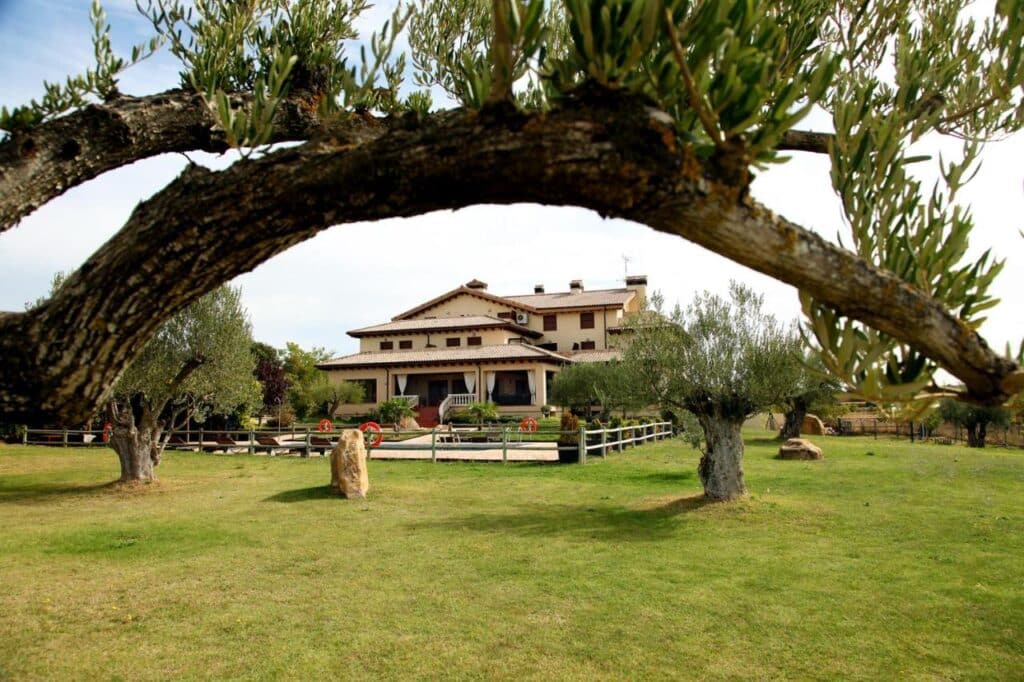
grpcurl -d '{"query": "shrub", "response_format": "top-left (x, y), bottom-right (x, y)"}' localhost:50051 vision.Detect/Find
top-left (378, 398), bottom-right (415, 428)
top-left (464, 401), bottom-right (499, 425)
top-left (266, 405), bottom-right (296, 428)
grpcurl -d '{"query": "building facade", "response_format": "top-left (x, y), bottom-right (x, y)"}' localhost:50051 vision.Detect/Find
top-left (316, 276), bottom-right (647, 425)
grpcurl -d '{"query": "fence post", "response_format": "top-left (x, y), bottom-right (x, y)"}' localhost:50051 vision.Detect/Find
top-left (502, 428), bottom-right (508, 464)
top-left (22, 428), bottom-right (28, 445)
top-left (302, 432), bottom-right (310, 458)
top-left (431, 428), bottom-right (437, 463)
top-left (600, 428), bottom-right (608, 458)
top-left (199, 428), bottom-right (204, 449)
top-left (249, 430), bottom-right (255, 455)
top-left (578, 425), bottom-right (587, 465)
top-left (63, 429), bottom-right (68, 447)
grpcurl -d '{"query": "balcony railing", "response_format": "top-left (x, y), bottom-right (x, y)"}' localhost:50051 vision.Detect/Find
top-left (395, 394), bottom-right (419, 408)
top-left (439, 393), bottom-right (476, 423)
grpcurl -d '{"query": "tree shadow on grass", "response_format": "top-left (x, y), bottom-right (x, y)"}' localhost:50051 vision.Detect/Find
top-left (746, 437), bottom-right (781, 447)
top-left (0, 480), bottom-right (119, 504)
top-left (264, 485), bottom-right (336, 503)
top-left (407, 494), bottom-right (715, 542)
top-left (630, 470), bottom-right (696, 485)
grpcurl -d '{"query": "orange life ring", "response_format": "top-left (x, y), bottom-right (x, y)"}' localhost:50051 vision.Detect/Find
top-left (359, 421), bottom-right (383, 448)
top-left (519, 417), bottom-right (539, 433)
top-left (102, 422), bottom-right (113, 443)
top-left (317, 418), bottom-right (333, 433)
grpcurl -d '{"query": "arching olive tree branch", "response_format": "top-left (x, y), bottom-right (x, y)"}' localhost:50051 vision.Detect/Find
top-left (0, 93), bottom-right (1017, 423)
top-left (0, 88), bottom-right (389, 232)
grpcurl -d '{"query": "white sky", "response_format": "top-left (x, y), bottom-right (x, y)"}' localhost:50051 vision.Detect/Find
top-left (0, 1), bottom-right (1021, 360)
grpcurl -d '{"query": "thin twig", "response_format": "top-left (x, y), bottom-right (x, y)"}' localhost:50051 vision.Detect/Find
top-left (663, 8), bottom-right (723, 147)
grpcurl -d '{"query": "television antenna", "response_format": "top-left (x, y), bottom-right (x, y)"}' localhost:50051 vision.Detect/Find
top-left (621, 254), bottom-right (632, 280)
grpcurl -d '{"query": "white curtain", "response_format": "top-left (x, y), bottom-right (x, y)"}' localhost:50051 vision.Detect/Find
top-left (396, 374), bottom-right (408, 395)
top-left (463, 372), bottom-right (476, 395)
top-left (486, 372), bottom-right (496, 400)
top-left (526, 370), bottom-right (536, 403)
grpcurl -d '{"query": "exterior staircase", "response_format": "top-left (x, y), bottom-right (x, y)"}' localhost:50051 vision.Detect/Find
top-left (415, 406), bottom-right (439, 427)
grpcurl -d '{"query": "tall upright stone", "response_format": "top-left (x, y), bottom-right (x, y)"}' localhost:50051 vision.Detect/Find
top-left (330, 429), bottom-right (370, 499)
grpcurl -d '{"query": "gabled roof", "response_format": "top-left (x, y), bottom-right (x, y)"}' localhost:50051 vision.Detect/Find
top-left (505, 287), bottom-right (636, 310)
top-left (392, 286), bottom-right (536, 320)
top-left (317, 344), bottom-right (572, 369)
top-left (348, 315), bottom-right (542, 338)
top-left (393, 282), bottom-right (637, 320)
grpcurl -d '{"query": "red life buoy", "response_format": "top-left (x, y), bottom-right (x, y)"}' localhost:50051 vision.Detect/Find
top-left (519, 417), bottom-right (539, 433)
top-left (102, 422), bottom-right (113, 443)
top-left (318, 418), bottom-right (333, 433)
top-left (359, 421), bottom-right (383, 448)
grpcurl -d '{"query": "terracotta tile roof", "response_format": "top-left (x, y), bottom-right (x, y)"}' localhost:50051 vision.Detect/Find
top-left (392, 286), bottom-right (536, 320)
top-left (348, 315), bottom-right (540, 338)
top-left (317, 344), bottom-right (572, 369)
top-left (504, 288), bottom-right (635, 310)
top-left (392, 282), bottom-right (637, 320)
top-left (565, 349), bottom-right (623, 363)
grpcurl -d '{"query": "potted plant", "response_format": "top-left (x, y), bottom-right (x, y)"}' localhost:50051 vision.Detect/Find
top-left (557, 411), bottom-right (580, 463)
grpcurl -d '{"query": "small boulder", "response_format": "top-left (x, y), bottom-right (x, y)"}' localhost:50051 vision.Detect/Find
top-left (802, 414), bottom-right (826, 435)
top-left (778, 438), bottom-right (823, 460)
top-left (398, 415), bottom-right (424, 431)
top-left (330, 429), bottom-right (370, 498)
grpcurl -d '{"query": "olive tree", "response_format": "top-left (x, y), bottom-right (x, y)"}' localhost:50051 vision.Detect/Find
top-left (623, 286), bottom-right (798, 500)
top-left (938, 398), bottom-right (1011, 448)
top-left (775, 353), bottom-right (841, 439)
top-left (108, 285), bottom-right (258, 482)
top-left (550, 361), bottom-right (641, 417)
top-left (1, 0), bottom-right (1022, 426)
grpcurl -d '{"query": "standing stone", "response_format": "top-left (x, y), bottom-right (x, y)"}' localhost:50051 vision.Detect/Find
top-left (778, 438), bottom-right (824, 460)
top-left (330, 429), bottom-right (370, 498)
top-left (801, 414), bottom-right (826, 435)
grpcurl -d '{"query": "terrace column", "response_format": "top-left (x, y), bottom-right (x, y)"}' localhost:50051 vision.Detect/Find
top-left (533, 366), bottom-right (547, 407)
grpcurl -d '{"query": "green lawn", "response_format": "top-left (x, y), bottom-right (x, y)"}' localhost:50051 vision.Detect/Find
top-left (1, 432), bottom-right (1022, 679)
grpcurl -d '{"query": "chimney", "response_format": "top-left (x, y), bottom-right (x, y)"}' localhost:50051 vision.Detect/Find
top-left (534, 283), bottom-right (545, 294)
top-left (465, 278), bottom-right (488, 291)
top-left (569, 279), bottom-right (584, 294)
top-left (625, 274), bottom-right (647, 307)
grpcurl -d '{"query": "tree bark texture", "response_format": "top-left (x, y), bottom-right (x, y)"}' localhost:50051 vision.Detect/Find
top-left (779, 401), bottom-right (807, 440)
top-left (0, 89), bottom-right (386, 232)
top-left (0, 91), bottom-right (1020, 424)
top-left (697, 414), bottom-right (747, 501)
top-left (107, 403), bottom-right (161, 482)
top-left (966, 422), bottom-right (988, 448)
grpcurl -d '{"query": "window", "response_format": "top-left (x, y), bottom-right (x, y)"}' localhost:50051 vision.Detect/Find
top-left (467, 336), bottom-right (482, 346)
top-left (446, 337), bottom-right (461, 347)
top-left (399, 340), bottom-right (412, 349)
top-left (497, 311), bottom-right (514, 319)
top-left (581, 340), bottom-right (596, 350)
top-left (353, 379), bottom-right (377, 402)
top-left (543, 314), bottom-right (557, 331)
top-left (537, 342), bottom-right (557, 351)
top-left (580, 311), bottom-right (595, 329)
top-left (379, 341), bottom-right (393, 350)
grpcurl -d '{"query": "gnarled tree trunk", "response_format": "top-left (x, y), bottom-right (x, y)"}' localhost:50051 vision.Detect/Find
top-left (966, 422), bottom-right (988, 448)
top-left (779, 401), bottom-right (807, 440)
top-left (108, 402), bottom-right (163, 482)
top-left (696, 414), bottom-right (747, 501)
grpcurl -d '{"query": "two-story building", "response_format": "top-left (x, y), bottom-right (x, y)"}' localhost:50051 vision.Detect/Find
top-left (316, 276), bottom-right (647, 425)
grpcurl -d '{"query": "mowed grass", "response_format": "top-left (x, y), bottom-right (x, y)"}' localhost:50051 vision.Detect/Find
top-left (1, 432), bottom-right (1022, 680)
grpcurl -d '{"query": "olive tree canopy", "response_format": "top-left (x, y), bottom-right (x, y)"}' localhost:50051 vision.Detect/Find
top-left (622, 285), bottom-right (798, 499)
top-left (1, 0), bottom-right (1022, 424)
